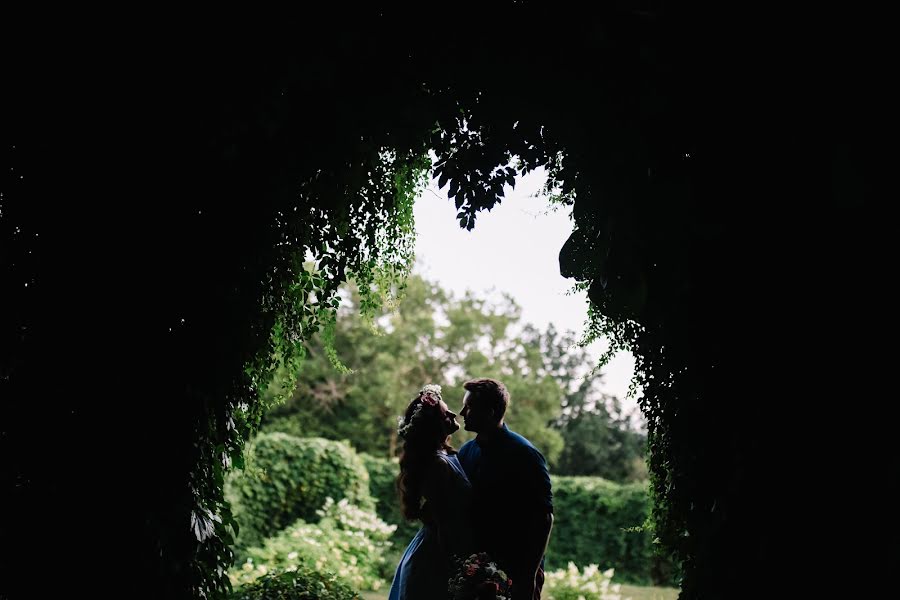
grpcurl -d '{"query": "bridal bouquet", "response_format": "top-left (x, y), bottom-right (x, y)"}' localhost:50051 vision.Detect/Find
top-left (448, 552), bottom-right (512, 600)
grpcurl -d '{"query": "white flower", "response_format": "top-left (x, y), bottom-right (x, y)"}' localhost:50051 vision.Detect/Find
top-left (287, 551), bottom-right (298, 560)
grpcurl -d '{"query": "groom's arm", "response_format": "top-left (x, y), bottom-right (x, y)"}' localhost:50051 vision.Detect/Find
top-left (516, 447), bottom-right (554, 598)
top-left (516, 509), bottom-right (553, 598)
top-left (539, 510), bottom-right (554, 556)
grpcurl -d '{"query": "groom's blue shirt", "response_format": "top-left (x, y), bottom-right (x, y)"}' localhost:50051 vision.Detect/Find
top-left (457, 423), bottom-right (552, 573)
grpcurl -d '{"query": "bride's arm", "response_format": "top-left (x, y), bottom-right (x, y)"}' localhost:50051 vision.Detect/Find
top-left (424, 458), bottom-right (475, 559)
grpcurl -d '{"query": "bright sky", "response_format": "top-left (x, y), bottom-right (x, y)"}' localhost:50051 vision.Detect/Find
top-left (413, 167), bottom-right (643, 423)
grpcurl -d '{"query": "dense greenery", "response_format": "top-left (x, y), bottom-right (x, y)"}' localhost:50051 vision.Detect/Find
top-left (226, 434), bottom-right (373, 555)
top-left (547, 477), bottom-right (668, 585)
top-left (4, 5), bottom-right (880, 599)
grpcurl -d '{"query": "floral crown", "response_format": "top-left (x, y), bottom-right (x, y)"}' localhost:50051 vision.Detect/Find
top-left (397, 384), bottom-right (443, 439)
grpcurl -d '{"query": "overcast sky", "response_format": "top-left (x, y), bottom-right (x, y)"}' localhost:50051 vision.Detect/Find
top-left (413, 167), bottom-right (642, 422)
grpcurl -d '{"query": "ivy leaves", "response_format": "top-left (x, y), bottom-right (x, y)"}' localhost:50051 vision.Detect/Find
top-left (431, 114), bottom-right (525, 231)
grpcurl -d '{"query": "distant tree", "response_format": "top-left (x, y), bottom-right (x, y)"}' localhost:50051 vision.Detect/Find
top-left (555, 396), bottom-right (647, 483)
top-left (529, 325), bottom-right (648, 482)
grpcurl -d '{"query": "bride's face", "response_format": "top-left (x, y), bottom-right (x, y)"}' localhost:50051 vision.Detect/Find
top-left (439, 400), bottom-right (460, 436)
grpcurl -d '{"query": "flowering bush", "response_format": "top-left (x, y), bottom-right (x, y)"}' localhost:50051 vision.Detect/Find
top-left (448, 552), bottom-right (512, 600)
top-left (543, 563), bottom-right (629, 600)
top-left (229, 498), bottom-right (396, 592)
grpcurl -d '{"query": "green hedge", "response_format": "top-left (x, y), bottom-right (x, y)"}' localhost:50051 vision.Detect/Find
top-left (358, 453), bottom-right (419, 545)
top-left (228, 567), bottom-right (360, 600)
top-left (226, 434), bottom-right (373, 553)
top-left (547, 476), bottom-right (673, 585)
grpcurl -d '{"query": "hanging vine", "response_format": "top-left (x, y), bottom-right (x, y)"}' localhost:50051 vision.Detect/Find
top-left (182, 141), bottom-right (431, 596)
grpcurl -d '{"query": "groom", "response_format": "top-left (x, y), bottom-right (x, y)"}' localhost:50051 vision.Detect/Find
top-left (457, 378), bottom-right (554, 600)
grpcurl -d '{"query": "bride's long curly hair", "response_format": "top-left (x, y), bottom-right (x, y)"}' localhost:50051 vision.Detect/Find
top-left (396, 387), bottom-right (455, 522)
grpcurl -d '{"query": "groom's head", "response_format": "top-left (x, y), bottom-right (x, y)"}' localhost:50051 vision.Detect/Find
top-left (460, 378), bottom-right (509, 433)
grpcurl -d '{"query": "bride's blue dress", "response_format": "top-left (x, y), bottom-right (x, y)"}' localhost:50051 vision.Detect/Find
top-left (388, 451), bottom-right (474, 600)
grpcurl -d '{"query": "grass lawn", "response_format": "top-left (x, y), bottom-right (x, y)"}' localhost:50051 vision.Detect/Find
top-left (361, 582), bottom-right (680, 600)
top-left (618, 583), bottom-right (680, 600)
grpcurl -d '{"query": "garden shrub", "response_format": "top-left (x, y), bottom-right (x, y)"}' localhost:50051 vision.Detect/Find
top-left (226, 434), bottom-right (373, 552)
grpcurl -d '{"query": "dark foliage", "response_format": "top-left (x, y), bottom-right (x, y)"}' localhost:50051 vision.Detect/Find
top-left (2, 4), bottom-right (888, 599)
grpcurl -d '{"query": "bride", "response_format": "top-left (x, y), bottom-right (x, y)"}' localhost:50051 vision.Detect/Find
top-left (388, 384), bottom-right (475, 600)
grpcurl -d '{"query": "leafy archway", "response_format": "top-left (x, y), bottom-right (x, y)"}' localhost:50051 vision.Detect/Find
top-left (3, 5), bottom-right (881, 599)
